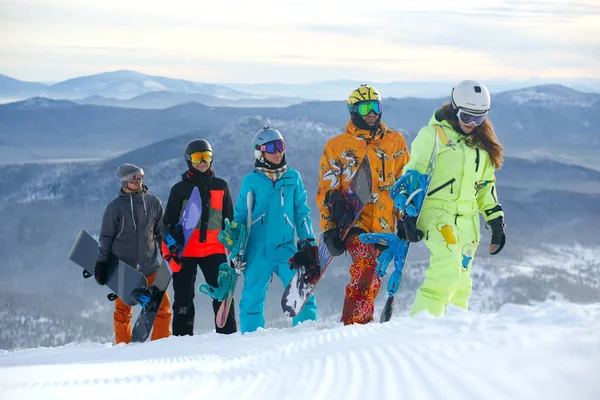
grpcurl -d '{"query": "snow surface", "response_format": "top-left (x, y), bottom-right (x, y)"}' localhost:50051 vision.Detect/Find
top-left (1, 301), bottom-right (598, 400)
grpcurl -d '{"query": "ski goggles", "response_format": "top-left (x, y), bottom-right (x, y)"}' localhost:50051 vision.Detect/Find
top-left (457, 108), bottom-right (488, 126)
top-left (188, 151), bottom-right (213, 164)
top-left (122, 170), bottom-right (144, 184)
top-left (348, 100), bottom-right (382, 116)
top-left (258, 139), bottom-right (286, 154)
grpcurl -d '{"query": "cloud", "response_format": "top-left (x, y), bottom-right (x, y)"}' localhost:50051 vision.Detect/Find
top-left (0, 0), bottom-right (598, 82)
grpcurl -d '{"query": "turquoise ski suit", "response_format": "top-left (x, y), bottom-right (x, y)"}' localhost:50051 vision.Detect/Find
top-left (406, 111), bottom-right (504, 316)
top-left (234, 167), bottom-right (318, 333)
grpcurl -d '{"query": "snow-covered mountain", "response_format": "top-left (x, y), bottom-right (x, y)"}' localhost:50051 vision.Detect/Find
top-left (1, 301), bottom-right (599, 400)
top-left (0, 70), bottom-right (254, 101)
top-left (3, 70), bottom-right (600, 104)
top-left (74, 91), bottom-right (306, 109)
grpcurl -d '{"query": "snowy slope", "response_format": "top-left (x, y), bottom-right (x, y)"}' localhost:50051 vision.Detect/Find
top-left (1, 301), bottom-right (598, 400)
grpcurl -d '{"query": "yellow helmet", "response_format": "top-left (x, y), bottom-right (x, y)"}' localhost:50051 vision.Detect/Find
top-left (347, 84), bottom-right (381, 107)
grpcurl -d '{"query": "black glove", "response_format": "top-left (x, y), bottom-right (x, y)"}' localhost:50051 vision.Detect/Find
top-left (325, 190), bottom-right (355, 231)
top-left (290, 239), bottom-right (318, 270)
top-left (396, 219), bottom-right (408, 241)
top-left (323, 228), bottom-right (345, 256)
top-left (94, 261), bottom-right (108, 285)
top-left (488, 216), bottom-right (506, 255)
top-left (401, 214), bottom-right (423, 243)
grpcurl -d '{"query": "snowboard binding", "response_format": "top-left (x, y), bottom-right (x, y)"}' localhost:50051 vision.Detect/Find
top-left (132, 285), bottom-right (164, 312)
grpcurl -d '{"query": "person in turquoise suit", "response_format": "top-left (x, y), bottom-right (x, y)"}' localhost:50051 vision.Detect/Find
top-left (233, 127), bottom-right (319, 333)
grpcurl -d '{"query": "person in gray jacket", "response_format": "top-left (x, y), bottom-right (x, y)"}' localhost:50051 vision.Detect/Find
top-left (95, 163), bottom-right (172, 344)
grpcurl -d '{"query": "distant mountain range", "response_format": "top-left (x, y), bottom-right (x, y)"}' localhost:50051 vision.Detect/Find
top-left (1, 70), bottom-right (600, 107)
top-left (1, 84), bottom-right (599, 169)
top-left (0, 70), bottom-right (254, 101)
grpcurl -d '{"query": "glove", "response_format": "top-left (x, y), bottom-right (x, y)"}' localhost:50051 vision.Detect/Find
top-left (488, 216), bottom-right (506, 255)
top-left (396, 219), bottom-right (408, 241)
top-left (401, 213), bottom-right (423, 243)
top-left (94, 261), bottom-right (108, 285)
top-left (230, 255), bottom-right (246, 274)
top-left (290, 239), bottom-right (318, 270)
top-left (164, 224), bottom-right (185, 254)
top-left (325, 190), bottom-right (355, 231)
top-left (323, 228), bottom-right (345, 256)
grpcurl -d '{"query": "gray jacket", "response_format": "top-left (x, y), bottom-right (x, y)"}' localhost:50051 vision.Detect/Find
top-left (98, 185), bottom-right (164, 276)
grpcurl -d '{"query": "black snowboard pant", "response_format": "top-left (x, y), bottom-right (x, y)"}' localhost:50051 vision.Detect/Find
top-left (171, 254), bottom-right (237, 335)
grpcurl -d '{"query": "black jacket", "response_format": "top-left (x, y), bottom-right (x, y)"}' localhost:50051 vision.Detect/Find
top-left (163, 169), bottom-right (234, 244)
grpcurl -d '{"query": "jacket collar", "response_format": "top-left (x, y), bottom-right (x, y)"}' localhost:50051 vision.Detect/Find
top-left (345, 119), bottom-right (387, 141)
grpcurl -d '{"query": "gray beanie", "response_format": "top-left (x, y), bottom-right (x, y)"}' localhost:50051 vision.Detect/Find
top-left (117, 163), bottom-right (144, 187)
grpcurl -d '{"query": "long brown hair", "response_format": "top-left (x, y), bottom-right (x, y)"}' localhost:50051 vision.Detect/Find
top-left (439, 103), bottom-right (504, 169)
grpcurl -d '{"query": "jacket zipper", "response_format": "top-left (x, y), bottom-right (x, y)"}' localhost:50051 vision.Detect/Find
top-left (380, 153), bottom-right (385, 181)
top-left (475, 148), bottom-right (480, 173)
top-left (280, 186), bottom-right (284, 206)
top-left (428, 178), bottom-right (456, 196)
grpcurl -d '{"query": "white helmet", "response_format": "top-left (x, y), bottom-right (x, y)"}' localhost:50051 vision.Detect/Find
top-left (252, 127), bottom-right (285, 160)
top-left (451, 80), bottom-right (491, 115)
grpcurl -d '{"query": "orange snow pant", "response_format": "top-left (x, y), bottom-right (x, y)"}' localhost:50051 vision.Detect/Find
top-left (340, 235), bottom-right (382, 325)
top-left (114, 272), bottom-right (172, 344)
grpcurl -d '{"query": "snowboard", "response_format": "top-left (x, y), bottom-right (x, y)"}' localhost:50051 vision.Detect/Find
top-left (361, 127), bottom-right (439, 322)
top-left (131, 186), bottom-right (203, 342)
top-left (281, 155), bottom-right (373, 317)
top-left (69, 230), bottom-right (148, 306)
top-left (215, 191), bottom-right (253, 329)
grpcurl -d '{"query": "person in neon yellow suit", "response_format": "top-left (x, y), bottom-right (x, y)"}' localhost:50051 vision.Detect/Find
top-left (399, 80), bottom-right (506, 316)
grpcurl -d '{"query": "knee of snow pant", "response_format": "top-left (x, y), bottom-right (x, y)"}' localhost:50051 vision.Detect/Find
top-left (275, 261), bottom-right (318, 325)
top-left (145, 272), bottom-right (172, 341)
top-left (341, 235), bottom-right (382, 325)
top-left (171, 259), bottom-right (197, 336)
top-left (239, 256), bottom-right (275, 333)
top-left (449, 216), bottom-right (479, 310)
top-left (114, 297), bottom-right (133, 344)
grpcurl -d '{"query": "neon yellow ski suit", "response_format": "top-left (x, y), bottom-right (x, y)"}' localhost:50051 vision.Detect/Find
top-left (405, 111), bottom-right (504, 316)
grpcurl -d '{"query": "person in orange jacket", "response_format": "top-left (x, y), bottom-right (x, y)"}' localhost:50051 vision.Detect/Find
top-left (95, 163), bottom-right (172, 344)
top-left (316, 85), bottom-right (410, 325)
top-left (161, 139), bottom-right (237, 335)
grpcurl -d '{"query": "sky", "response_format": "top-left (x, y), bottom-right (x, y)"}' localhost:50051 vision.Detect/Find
top-left (0, 0), bottom-right (599, 84)
top-left (1, 301), bottom-right (599, 400)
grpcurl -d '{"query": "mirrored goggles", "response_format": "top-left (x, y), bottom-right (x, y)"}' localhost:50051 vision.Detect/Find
top-left (259, 139), bottom-right (286, 154)
top-left (188, 151), bottom-right (213, 164)
top-left (122, 171), bottom-right (144, 184)
top-left (457, 108), bottom-right (488, 126)
top-left (348, 100), bottom-right (382, 116)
